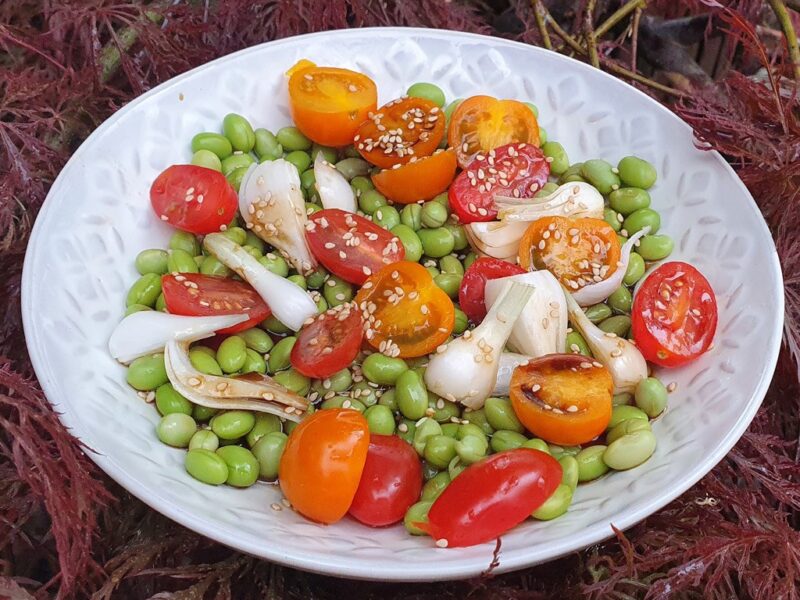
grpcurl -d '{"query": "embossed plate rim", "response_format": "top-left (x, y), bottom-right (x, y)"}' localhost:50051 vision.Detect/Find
top-left (22, 27), bottom-right (783, 580)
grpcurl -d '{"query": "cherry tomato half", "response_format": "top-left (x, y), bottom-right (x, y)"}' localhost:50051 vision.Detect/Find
top-left (279, 409), bottom-right (370, 524)
top-left (290, 302), bottom-right (363, 379)
top-left (448, 143), bottom-right (550, 223)
top-left (355, 97), bottom-right (445, 169)
top-left (355, 261), bottom-right (454, 358)
top-left (288, 66), bottom-right (377, 146)
top-left (510, 353), bottom-right (613, 445)
top-left (150, 165), bottom-right (238, 235)
top-left (448, 96), bottom-right (540, 168)
top-left (371, 149), bottom-right (457, 204)
top-left (458, 257), bottom-right (526, 324)
top-left (305, 208), bottom-right (404, 285)
top-left (518, 216), bottom-right (621, 291)
top-left (349, 435), bottom-right (423, 527)
top-left (420, 449), bottom-right (561, 547)
top-left (161, 273), bottom-right (270, 334)
top-left (632, 261), bottom-right (717, 367)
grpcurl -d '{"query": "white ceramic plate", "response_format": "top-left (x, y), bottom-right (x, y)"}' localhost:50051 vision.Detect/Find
top-left (22, 28), bottom-right (783, 580)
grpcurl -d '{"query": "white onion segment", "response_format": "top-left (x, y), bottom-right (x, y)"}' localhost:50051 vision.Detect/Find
top-left (492, 352), bottom-right (531, 396)
top-left (495, 181), bottom-right (604, 222)
top-left (464, 220), bottom-right (528, 260)
top-left (314, 153), bottom-right (357, 213)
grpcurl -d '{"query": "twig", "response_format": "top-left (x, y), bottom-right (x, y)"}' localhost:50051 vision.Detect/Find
top-left (595, 0), bottom-right (646, 39)
top-left (767, 0), bottom-right (800, 81)
top-left (584, 0), bottom-right (600, 68)
top-left (533, 0), bottom-right (552, 50)
top-left (99, 10), bottom-right (163, 84)
top-left (631, 6), bottom-right (642, 74)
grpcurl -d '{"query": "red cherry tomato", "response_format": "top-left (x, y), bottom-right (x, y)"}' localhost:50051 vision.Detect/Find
top-left (458, 257), bottom-right (526, 323)
top-left (632, 261), bottom-right (717, 367)
top-left (290, 302), bottom-right (363, 378)
top-left (150, 165), bottom-right (238, 234)
top-left (349, 435), bottom-right (423, 527)
top-left (161, 273), bottom-right (271, 334)
top-left (420, 449), bottom-right (561, 547)
top-left (448, 143), bottom-right (550, 224)
top-left (305, 209), bottom-right (405, 285)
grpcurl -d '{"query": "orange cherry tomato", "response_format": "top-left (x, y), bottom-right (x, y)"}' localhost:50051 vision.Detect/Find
top-left (510, 353), bottom-right (613, 445)
top-left (518, 216), bottom-right (621, 291)
top-left (448, 95), bottom-right (540, 168)
top-left (355, 97), bottom-right (445, 169)
top-left (371, 149), bottom-right (457, 204)
top-left (288, 66), bottom-right (377, 146)
top-left (279, 409), bottom-right (370, 524)
top-left (355, 261), bottom-right (454, 358)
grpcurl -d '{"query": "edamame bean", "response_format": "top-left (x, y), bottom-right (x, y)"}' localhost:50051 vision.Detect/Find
top-left (156, 293), bottom-right (166, 312)
top-left (453, 308), bottom-right (468, 334)
top-left (287, 274), bottom-right (307, 290)
top-left (127, 353), bottom-right (168, 390)
top-left (606, 417), bottom-right (651, 445)
top-left (259, 253), bottom-right (289, 277)
top-left (362, 353), bottom-right (408, 385)
top-left (254, 128), bottom-right (282, 161)
top-left (246, 413), bottom-right (282, 447)
top-left (227, 166), bottom-right (250, 193)
top-left (424, 435), bottom-right (457, 468)
top-left (191, 132), bottom-right (233, 159)
top-left (604, 207), bottom-right (622, 232)
top-left (428, 395), bottom-right (461, 423)
top-left (598, 315), bottom-right (631, 337)
top-left (425, 265), bottom-right (440, 279)
top-left (636, 235), bottom-right (674, 261)
top-left (538, 127), bottom-right (547, 145)
top-left (136, 249), bottom-right (169, 275)
top-left (549, 444), bottom-right (580, 459)
top-left (300, 169), bottom-right (316, 193)
top-left (222, 113), bottom-right (255, 152)
top-left (189, 429), bottom-right (219, 451)
top-left (284, 420), bottom-right (298, 435)
top-left (221, 152), bottom-right (255, 176)
top-left (156, 413), bottom-right (196, 447)
top-left (262, 316), bottom-right (291, 334)
top-left (312, 368), bottom-right (352, 395)
top-left (454, 433), bottom-right (488, 464)
top-left (192, 345), bottom-right (216, 358)
top-left (373, 205), bottom-right (400, 230)
top-left (170, 230), bottom-right (200, 255)
top-left (189, 348), bottom-right (223, 375)
top-left (490, 429), bottom-right (527, 452)
top-left (363, 404), bottom-right (396, 435)
top-left (377, 388), bottom-right (397, 411)
top-left (191, 149), bottom-right (223, 172)
top-left (192, 404), bottom-right (218, 422)
top-left (566, 330), bottom-right (592, 356)
top-left (268, 336), bottom-right (296, 373)
top-left (603, 430), bottom-right (657, 470)
top-left (559, 455), bottom-right (579, 490)
top-left (607, 286), bottom-right (632, 314)
top-left (321, 395), bottom-right (366, 411)
top-left (274, 368), bottom-right (311, 395)
top-left (276, 126), bottom-right (311, 151)
top-left (335, 157), bottom-right (370, 180)
top-left (216, 445), bottom-right (259, 487)
top-left (404, 500), bottom-right (433, 535)
top-left (576, 445), bottom-right (610, 482)
top-left (608, 404), bottom-right (649, 429)
top-left (434, 273), bottom-right (461, 298)
top-left (126, 273), bottom-right (162, 307)
top-left (211, 411), bottom-right (255, 440)
top-left (542, 141), bottom-right (569, 175)
top-left (397, 370), bottom-right (428, 420)
top-left (238, 328), bottom-right (274, 354)
top-left (311, 143), bottom-right (337, 164)
top-left (323, 275), bottom-right (353, 307)
top-left (422, 471), bottom-right (451, 501)
top-left (484, 397), bottom-right (524, 433)
top-left (534, 182), bottom-right (559, 198)
top-left (584, 303), bottom-right (612, 324)
top-left (305, 266), bottom-right (328, 290)
top-left (624, 252), bottom-right (646, 286)
top-left (613, 392), bottom-right (634, 406)
top-left (444, 222), bottom-right (469, 251)
top-left (221, 226), bottom-right (247, 246)
top-left (216, 336), bottom-right (247, 373)
top-left (462, 407), bottom-right (493, 435)
top-left (200, 255), bottom-right (231, 277)
top-left (559, 162), bottom-right (585, 184)
top-left (421, 202), bottom-right (448, 228)
top-left (167, 248), bottom-right (199, 274)
top-left (448, 456), bottom-right (466, 479)
top-left (413, 418), bottom-right (442, 455)
top-left (251, 431), bottom-right (288, 479)
top-left (285, 150), bottom-right (311, 173)
top-left (609, 187), bottom-right (651, 215)
top-left (397, 418), bottom-right (416, 443)
top-left (439, 255), bottom-right (464, 277)
top-left (580, 159), bottom-right (620, 195)
top-left (624, 208), bottom-right (661, 235)
top-left (522, 438), bottom-right (549, 453)
top-left (418, 227), bottom-right (455, 258)
top-left (390, 224), bottom-right (423, 262)
top-left (125, 304), bottom-right (151, 316)
top-left (617, 156), bottom-right (657, 189)
top-left (400, 204), bottom-right (423, 230)
top-left (444, 98), bottom-right (463, 121)
top-left (358, 189), bottom-right (387, 215)
top-left (532, 483), bottom-right (573, 520)
top-left (351, 174), bottom-right (374, 196)
top-left (155, 383), bottom-right (192, 416)
top-left (463, 252), bottom-right (478, 270)
top-left (407, 82), bottom-right (445, 107)
top-left (635, 377), bottom-right (668, 418)
top-left (185, 448), bottom-right (228, 485)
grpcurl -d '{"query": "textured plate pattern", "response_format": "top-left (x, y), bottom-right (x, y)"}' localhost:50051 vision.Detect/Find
top-left (22, 29), bottom-right (782, 580)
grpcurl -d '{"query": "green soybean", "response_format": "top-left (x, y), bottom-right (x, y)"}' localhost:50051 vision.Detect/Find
top-left (364, 404), bottom-right (396, 435)
top-left (238, 328), bottom-right (274, 354)
top-left (373, 205), bottom-right (400, 230)
top-left (559, 455), bottom-right (580, 490)
top-left (167, 248), bottom-right (199, 274)
top-left (397, 370), bottom-right (428, 420)
top-left (155, 294), bottom-right (166, 312)
top-left (136, 249), bottom-right (169, 275)
top-left (259, 253), bottom-right (290, 277)
top-left (490, 429), bottom-right (528, 453)
top-left (311, 143), bottom-right (337, 164)
top-left (462, 407), bottom-right (493, 435)
top-left (607, 286), bottom-right (633, 314)
top-left (636, 235), bottom-right (674, 261)
top-left (613, 392), bottom-right (634, 407)
top-left (413, 418), bottom-right (442, 455)
top-left (211, 411), bottom-right (255, 440)
top-left (606, 417), bottom-right (651, 445)
top-left (217, 336), bottom-right (248, 373)
top-left (221, 226), bottom-right (247, 246)
top-left (240, 349), bottom-right (267, 375)
top-left (127, 353), bottom-right (168, 390)
top-left (350, 381), bottom-right (379, 407)
top-left (170, 230), bottom-right (201, 256)
top-left (126, 273), bottom-right (162, 307)
top-left (418, 227), bottom-right (455, 258)
top-left (400, 204), bottom-right (423, 230)
top-left (287, 274), bottom-right (307, 290)
top-left (321, 395), bottom-right (365, 411)
top-left (216, 445), bottom-right (259, 487)
top-left (285, 150), bottom-right (312, 173)
top-left (251, 431), bottom-right (288, 479)
top-left (609, 187), bottom-right (651, 215)
top-left (156, 413), bottom-right (196, 447)
top-left (305, 266), bottom-right (328, 290)
top-left (624, 253), bottom-right (646, 286)
top-left (274, 368), bottom-right (311, 395)
top-left (351, 174), bottom-right (374, 196)
top-left (268, 336), bottom-right (296, 373)
top-left (542, 141), bottom-right (569, 175)
top-left (434, 273), bottom-right (461, 298)
top-left (617, 156), bottom-right (657, 189)
top-left (624, 208), bottom-right (661, 236)
top-left (200, 255), bottom-right (231, 277)
top-left (576, 445), bottom-right (610, 482)
top-left (422, 471), bottom-right (451, 501)
top-left (192, 404), bottom-right (218, 422)
top-left (359, 189), bottom-right (387, 215)
top-left (189, 348), bottom-right (223, 376)
top-left (439, 255), bottom-right (464, 277)
top-left (362, 353), bottom-right (408, 385)
top-left (300, 169), bottom-right (316, 193)
top-left (221, 152), bottom-right (255, 176)
top-left (155, 383), bottom-right (192, 416)
top-left (428, 395), bottom-right (461, 423)
top-left (608, 404), bottom-right (649, 429)
top-left (377, 388), bottom-right (397, 411)
top-left (484, 397), bottom-right (524, 433)
top-left (424, 435), bottom-right (457, 468)
top-left (535, 182), bottom-right (560, 198)
top-left (276, 126), bottom-right (311, 151)
top-left (397, 419), bottom-right (416, 443)
top-left (421, 202), bottom-right (448, 228)
top-left (390, 224), bottom-right (423, 262)
top-left (635, 377), bottom-right (668, 418)
top-left (604, 207), bottom-right (623, 232)
top-left (538, 127), bottom-right (548, 145)
top-left (404, 500), bottom-right (433, 535)
top-left (559, 162), bottom-right (585, 184)
top-left (227, 166), bottom-right (250, 192)
top-left (463, 252), bottom-right (478, 270)
top-left (585, 303), bottom-right (612, 324)
top-left (323, 276), bottom-right (353, 307)
top-left (125, 304), bottom-right (151, 316)
top-left (566, 330), bottom-right (592, 356)
top-left (444, 222), bottom-right (469, 251)
top-left (581, 159), bottom-right (620, 195)
top-left (254, 128), bottom-right (282, 161)
top-left (246, 414), bottom-right (282, 447)
top-left (222, 113), bottom-right (255, 152)
top-left (448, 456), bottom-right (466, 479)
top-left (455, 433), bottom-right (488, 465)
top-left (532, 483), bottom-right (573, 520)
top-left (185, 448), bottom-right (228, 485)
top-left (335, 157), bottom-right (370, 180)
top-left (444, 98), bottom-right (463, 121)
top-left (453, 308), bottom-right (468, 334)
top-left (549, 444), bottom-right (581, 459)
top-left (191, 132), bottom-right (233, 159)
top-left (191, 149), bottom-right (222, 171)
top-left (312, 369), bottom-right (353, 395)
top-left (598, 315), bottom-right (631, 337)
top-left (522, 438), bottom-right (550, 453)
top-left (603, 430), bottom-right (657, 470)
top-left (407, 82), bottom-right (445, 107)
top-left (189, 429), bottom-right (219, 451)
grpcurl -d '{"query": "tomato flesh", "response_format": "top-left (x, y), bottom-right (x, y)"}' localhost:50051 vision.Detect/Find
top-left (349, 435), bottom-right (423, 527)
top-left (449, 143), bottom-right (550, 223)
top-left (279, 409), bottom-right (370, 524)
top-left (161, 273), bottom-right (270, 334)
top-left (150, 165), bottom-right (238, 235)
top-left (305, 209), bottom-right (404, 285)
top-left (632, 261), bottom-right (717, 367)
top-left (372, 149), bottom-right (457, 204)
top-left (510, 353), bottom-right (613, 445)
top-left (458, 257), bottom-right (526, 324)
top-left (290, 302), bottom-right (363, 379)
top-left (421, 449), bottom-right (561, 547)
top-left (356, 97), bottom-right (445, 169)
